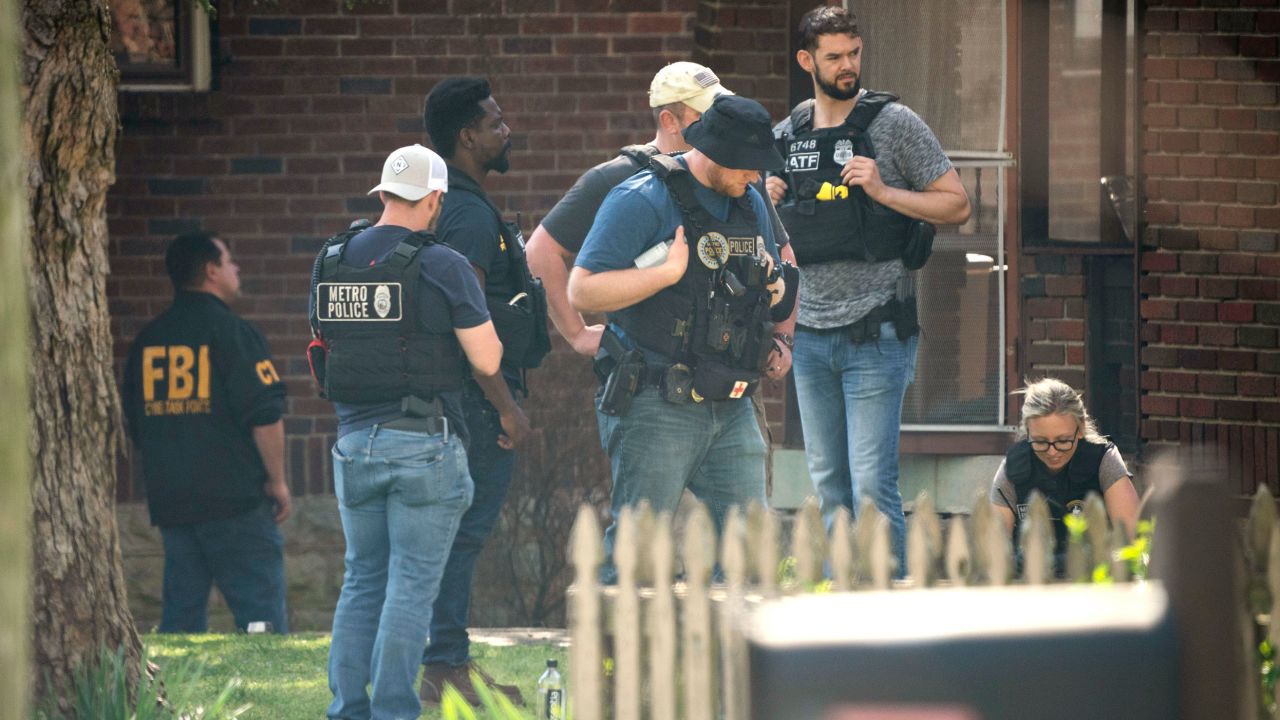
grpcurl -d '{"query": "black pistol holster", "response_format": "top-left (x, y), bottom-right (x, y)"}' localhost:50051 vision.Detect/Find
top-left (595, 330), bottom-right (644, 417)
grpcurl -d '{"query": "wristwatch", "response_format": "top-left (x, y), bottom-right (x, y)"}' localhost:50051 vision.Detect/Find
top-left (773, 332), bottom-right (795, 349)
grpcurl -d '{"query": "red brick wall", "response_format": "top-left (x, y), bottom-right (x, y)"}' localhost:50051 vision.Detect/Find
top-left (1138, 1), bottom-right (1280, 490)
top-left (108, 2), bottom-right (791, 501)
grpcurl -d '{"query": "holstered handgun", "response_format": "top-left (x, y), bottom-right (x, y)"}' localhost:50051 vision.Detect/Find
top-left (595, 330), bottom-right (644, 417)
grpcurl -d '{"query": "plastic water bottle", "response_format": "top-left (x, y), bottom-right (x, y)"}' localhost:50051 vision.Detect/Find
top-left (537, 659), bottom-right (565, 719)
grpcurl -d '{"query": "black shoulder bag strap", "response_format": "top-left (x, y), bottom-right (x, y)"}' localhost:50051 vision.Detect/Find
top-left (618, 143), bottom-right (661, 168)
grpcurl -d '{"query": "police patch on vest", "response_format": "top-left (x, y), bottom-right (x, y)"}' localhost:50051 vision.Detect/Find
top-left (726, 236), bottom-right (756, 256)
top-left (833, 138), bottom-right (854, 165)
top-left (316, 282), bottom-right (403, 321)
top-left (696, 232), bottom-right (730, 269)
top-left (1065, 499), bottom-right (1085, 516)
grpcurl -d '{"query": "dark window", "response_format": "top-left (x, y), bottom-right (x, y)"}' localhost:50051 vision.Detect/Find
top-left (1021, 0), bottom-right (1137, 247)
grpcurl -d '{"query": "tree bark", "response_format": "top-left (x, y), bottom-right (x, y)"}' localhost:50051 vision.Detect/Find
top-left (1, 0), bottom-right (33, 715)
top-left (22, 0), bottom-right (141, 707)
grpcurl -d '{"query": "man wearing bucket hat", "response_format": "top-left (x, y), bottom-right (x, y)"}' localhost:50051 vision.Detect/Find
top-left (312, 144), bottom-right (529, 719)
top-left (526, 61), bottom-right (799, 504)
top-left (569, 94), bottom-right (798, 577)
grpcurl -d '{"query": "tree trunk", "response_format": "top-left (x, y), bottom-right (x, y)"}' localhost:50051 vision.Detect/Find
top-left (1, 0), bottom-right (32, 714)
top-left (22, 0), bottom-right (141, 707)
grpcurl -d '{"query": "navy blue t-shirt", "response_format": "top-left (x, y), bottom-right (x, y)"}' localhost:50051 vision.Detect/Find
top-left (329, 224), bottom-right (490, 441)
top-left (575, 157), bottom-right (781, 360)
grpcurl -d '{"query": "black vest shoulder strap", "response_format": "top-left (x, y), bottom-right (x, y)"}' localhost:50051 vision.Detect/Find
top-left (649, 155), bottom-right (709, 237)
top-left (1005, 440), bottom-right (1035, 489)
top-left (618, 144), bottom-right (660, 168)
top-left (386, 230), bottom-right (435, 272)
top-left (788, 99), bottom-right (816, 134)
top-left (1067, 439), bottom-right (1110, 490)
top-left (788, 91), bottom-right (899, 135)
top-left (845, 90), bottom-right (899, 132)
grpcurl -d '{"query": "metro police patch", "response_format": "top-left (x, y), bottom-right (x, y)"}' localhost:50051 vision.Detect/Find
top-left (317, 282), bottom-right (403, 321)
top-left (696, 232), bottom-right (730, 269)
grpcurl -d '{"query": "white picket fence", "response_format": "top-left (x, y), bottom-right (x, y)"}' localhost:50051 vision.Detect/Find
top-left (1244, 485), bottom-right (1280, 720)
top-left (565, 490), bottom-right (1147, 720)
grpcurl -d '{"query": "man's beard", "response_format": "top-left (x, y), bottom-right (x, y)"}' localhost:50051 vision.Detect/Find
top-left (707, 165), bottom-right (748, 198)
top-left (815, 70), bottom-right (861, 101)
top-left (483, 142), bottom-right (513, 174)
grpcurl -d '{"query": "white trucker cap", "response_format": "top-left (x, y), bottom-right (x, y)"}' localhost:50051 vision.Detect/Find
top-left (368, 144), bottom-right (448, 201)
top-left (648, 62), bottom-right (733, 114)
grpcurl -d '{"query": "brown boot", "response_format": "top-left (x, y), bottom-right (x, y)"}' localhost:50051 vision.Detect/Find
top-left (419, 661), bottom-right (526, 707)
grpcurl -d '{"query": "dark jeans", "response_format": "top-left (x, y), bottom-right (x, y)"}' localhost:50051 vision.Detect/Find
top-left (423, 390), bottom-right (515, 666)
top-left (158, 502), bottom-right (287, 633)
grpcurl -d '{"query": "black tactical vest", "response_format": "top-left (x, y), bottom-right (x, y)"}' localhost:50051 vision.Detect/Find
top-left (615, 155), bottom-right (776, 400)
top-left (1006, 438), bottom-right (1110, 554)
top-left (447, 182), bottom-right (550, 372)
top-left (777, 91), bottom-right (930, 267)
top-left (311, 229), bottom-right (467, 404)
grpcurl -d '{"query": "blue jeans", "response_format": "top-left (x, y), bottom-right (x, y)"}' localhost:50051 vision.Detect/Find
top-left (158, 502), bottom-right (287, 633)
top-left (792, 321), bottom-right (918, 575)
top-left (423, 392), bottom-right (515, 667)
top-left (597, 388), bottom-right (767, 580)
top-left (327, 425), bottom-right (473, 720)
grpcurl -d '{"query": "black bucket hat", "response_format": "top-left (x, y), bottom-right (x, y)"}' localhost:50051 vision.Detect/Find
top-left (681, 95), bottom-right (785, 172)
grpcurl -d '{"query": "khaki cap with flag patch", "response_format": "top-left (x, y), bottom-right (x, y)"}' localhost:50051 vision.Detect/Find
top-left (648, 62), bottom-right (734, 114)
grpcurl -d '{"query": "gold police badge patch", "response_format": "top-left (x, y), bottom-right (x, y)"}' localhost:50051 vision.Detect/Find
top-left (696, 232), bottom-right (730, 269)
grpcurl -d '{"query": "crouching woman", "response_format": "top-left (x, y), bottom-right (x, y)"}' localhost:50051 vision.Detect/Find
top-left (990, 378), bottom-right (1140, 560)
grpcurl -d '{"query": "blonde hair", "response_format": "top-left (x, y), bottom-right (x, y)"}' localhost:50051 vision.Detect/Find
top-left (1014, 377), bottom-right (1105, 443)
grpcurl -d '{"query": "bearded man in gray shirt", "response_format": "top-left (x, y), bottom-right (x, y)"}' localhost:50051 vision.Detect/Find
top-left (766, 5), bottom-right (971, 574)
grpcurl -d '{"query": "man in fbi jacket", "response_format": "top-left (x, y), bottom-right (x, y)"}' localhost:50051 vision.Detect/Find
top-left (123, 231), bottom-right (290, 633)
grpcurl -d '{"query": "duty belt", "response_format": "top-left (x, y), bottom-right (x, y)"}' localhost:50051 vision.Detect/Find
top-left (382, 415), bottom-right (449, 438)
top-left (382, 395), bottom-right (449, 439)
top-left (798, 299), bottom-right (898, 345)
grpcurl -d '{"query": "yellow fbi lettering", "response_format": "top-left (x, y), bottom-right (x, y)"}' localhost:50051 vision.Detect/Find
top-left (141, 345), bottom-right (212, 416)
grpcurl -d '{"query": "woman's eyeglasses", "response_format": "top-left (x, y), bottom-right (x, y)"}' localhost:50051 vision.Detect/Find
top-left (1030, 437), bottom-right (1077, 453)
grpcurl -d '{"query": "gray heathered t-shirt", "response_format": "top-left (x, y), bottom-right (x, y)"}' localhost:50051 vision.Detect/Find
top-left (541, 147), bottom-right (789, 255)
top-left (772, 90), bottom-right (953, 329)
top-left (988, 444), bottom-right (1131, 515)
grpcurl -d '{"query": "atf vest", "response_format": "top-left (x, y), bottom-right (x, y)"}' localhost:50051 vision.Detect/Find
top-left (614, 155), bottom-right (776, 400)
top-left (1006, 438), bottom-right (1109, 554)
top-left (776, 91), bottom-right (932, 268)
top-left (311, 228), bottom-right (467, 405)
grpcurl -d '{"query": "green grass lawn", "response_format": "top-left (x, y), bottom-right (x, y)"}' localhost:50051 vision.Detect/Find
top-left (145, 633), bottom-right (568, 719)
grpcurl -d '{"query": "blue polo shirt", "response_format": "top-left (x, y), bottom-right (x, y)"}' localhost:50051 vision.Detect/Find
top-left (575, 157), bottom-right (780, 357)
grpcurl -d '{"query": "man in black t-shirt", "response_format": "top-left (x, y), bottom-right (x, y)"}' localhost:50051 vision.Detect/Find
top-left (418, 76), bottom-right (532, 706)
top-left (123, 231), bottom-right (290, 634)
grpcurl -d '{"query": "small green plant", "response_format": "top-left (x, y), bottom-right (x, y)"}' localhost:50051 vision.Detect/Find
top-left (1260, 637), bottom-right (1278, 715)
top-left (34, 644), bottom-right (249, 720)
top-left (1113, 518), bottom-right (1155, 581)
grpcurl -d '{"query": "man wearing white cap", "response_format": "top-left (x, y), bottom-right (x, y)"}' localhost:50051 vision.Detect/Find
top-left (314, 144), bottom-right (529, 720)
